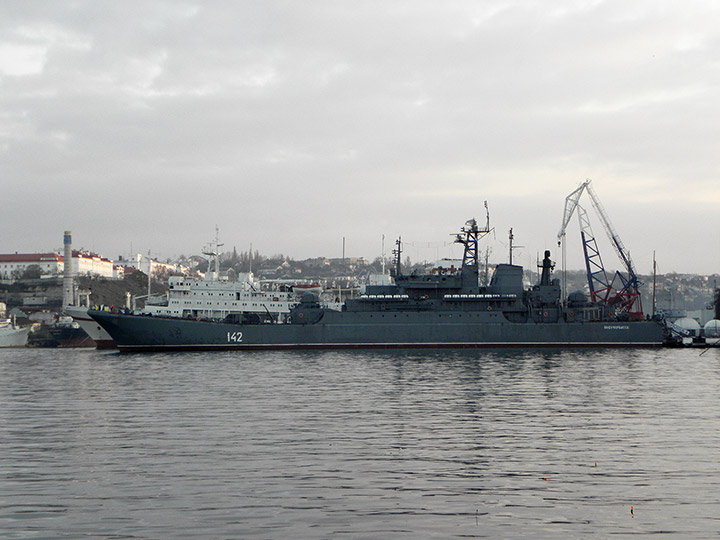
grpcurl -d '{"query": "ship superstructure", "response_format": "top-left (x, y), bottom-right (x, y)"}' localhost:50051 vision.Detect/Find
top-left (142, 229), bottom-right (297, 321)
top-left (143, 272), bottom-right (296, 321)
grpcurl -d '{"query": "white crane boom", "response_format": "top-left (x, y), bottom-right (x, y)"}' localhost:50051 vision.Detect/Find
top-left (557, 179), bottom-right (590, 241)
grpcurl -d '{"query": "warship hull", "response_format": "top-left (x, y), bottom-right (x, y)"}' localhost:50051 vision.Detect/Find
top-left (90, 310), bottom-right (664, 352)
top-left (89, 214), bottom-right (667, 352)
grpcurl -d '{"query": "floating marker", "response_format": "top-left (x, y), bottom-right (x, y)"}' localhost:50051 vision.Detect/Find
top-left (630, 506), bottom-right (634, 518)
top-left (594, 462), bottom-right (597, 467)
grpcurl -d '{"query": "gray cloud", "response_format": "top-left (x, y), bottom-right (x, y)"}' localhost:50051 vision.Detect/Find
top-left (1, 0), bottom-right (718, 274)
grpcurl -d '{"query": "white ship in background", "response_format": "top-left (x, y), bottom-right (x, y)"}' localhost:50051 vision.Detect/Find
top-left (143, 231), bottom-right (297, 321)
top-left (0, 317), bottom-right (30, 348)
top-left (143, 272), bottom-right (296, 320)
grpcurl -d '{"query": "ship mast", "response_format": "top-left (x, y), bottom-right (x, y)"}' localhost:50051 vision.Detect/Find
top-left (202, 226), bottom-right (224, 281)
top-left (391, 237), bottom-right (402, 277)
top-left (454, 202), bottom-right (492, 290)
top-left (509, 228), bottom-right (514, 265)
top-left (381, 234), bottom-right (386, 275)
top-left (456, 219), bottom-right (480, 267)
top-left (508, 228), bottom-right (524, 265)
top-left (455, 201), bottom-right (492, 268)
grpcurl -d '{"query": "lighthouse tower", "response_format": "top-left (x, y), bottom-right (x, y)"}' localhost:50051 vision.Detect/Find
top-left (62, 231), bottom-right (73, 306)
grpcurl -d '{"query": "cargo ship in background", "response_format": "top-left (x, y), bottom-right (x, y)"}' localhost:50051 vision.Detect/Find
top-left (89, 214), bottom-right (667, 352)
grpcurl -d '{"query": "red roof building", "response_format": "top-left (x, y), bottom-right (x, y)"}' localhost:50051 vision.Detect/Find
top-left (0, 253), bottom-right (63, 280)
top-left (0, 250), bottom-right (116, 281)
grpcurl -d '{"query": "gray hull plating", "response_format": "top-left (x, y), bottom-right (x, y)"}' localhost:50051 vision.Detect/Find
top-left (91, 309), bottom-right (664, 352)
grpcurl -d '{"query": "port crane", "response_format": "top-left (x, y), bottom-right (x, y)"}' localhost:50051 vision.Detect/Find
top-left (557, 179), bottom-right (644, 320)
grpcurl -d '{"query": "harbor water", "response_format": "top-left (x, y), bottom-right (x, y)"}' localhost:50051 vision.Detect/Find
top-left (2, 347), bottom-right (720, 539)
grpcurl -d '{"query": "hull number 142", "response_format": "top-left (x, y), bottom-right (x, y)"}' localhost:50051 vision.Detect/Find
top-left (227, 331), bottom-right (243, 343)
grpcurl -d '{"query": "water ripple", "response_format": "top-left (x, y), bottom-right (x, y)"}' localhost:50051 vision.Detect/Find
top-left (1, 347), bottom-right (720, 538)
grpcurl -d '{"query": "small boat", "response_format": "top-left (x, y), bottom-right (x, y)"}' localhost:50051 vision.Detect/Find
top-left (292, 282), bottom-right (323, 297)
top-left (0, 317), bottom-right (30, 348)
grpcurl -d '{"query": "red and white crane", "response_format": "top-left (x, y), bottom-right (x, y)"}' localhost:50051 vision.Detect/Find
top-left (558, 179), bottom-right (644, 320)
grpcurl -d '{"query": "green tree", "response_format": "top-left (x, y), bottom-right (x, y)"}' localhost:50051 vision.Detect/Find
top-left (22, 265), bottom-right (43, 279)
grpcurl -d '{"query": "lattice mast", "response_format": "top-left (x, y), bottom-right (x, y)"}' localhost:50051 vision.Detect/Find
top-left (455, 202), bottom-right (492, 267)
top-left (577, 205), bottom-right (612, 303)
top-left (454, 202), bottom-right (493, 288)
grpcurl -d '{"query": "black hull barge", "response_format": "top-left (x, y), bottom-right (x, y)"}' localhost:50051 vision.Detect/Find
top-left (89, 218), bottom-right (666, 352)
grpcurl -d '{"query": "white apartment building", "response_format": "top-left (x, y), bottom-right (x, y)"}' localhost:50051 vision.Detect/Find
top-left (0, 250), bottom-right (117, 281)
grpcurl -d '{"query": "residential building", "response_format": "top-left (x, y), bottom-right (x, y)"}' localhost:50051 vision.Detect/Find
top-left (0, 253), bottom-right (63, 280)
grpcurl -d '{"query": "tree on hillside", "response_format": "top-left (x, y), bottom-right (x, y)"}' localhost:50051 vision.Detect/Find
top-left (22, 265), bottom-right (44, 280)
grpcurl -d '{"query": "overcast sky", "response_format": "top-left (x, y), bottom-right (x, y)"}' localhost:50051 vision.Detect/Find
top-left (1, 1), bottom-right (719, 275)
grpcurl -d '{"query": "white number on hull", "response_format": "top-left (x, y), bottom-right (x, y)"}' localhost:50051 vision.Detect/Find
top-left (227, 331), bottom-right (243, 343)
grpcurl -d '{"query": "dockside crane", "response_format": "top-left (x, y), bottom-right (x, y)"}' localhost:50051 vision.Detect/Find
top-left (557, 179), bottom-right (644, 320)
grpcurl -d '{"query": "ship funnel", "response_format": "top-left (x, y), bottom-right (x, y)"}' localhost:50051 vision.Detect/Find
top-left (62, 230), bottom-right (73, 306)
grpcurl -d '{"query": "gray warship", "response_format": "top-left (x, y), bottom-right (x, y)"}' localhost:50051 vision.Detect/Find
top-left (89, 217), bottom-right (666, 351)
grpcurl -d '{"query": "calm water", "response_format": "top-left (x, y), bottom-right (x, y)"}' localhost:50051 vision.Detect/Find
top-left (2, 347), bottom-right (720, 539)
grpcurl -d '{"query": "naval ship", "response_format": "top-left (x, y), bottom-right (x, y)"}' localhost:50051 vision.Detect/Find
top-left (89, 217), bottom-right (666, 352)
